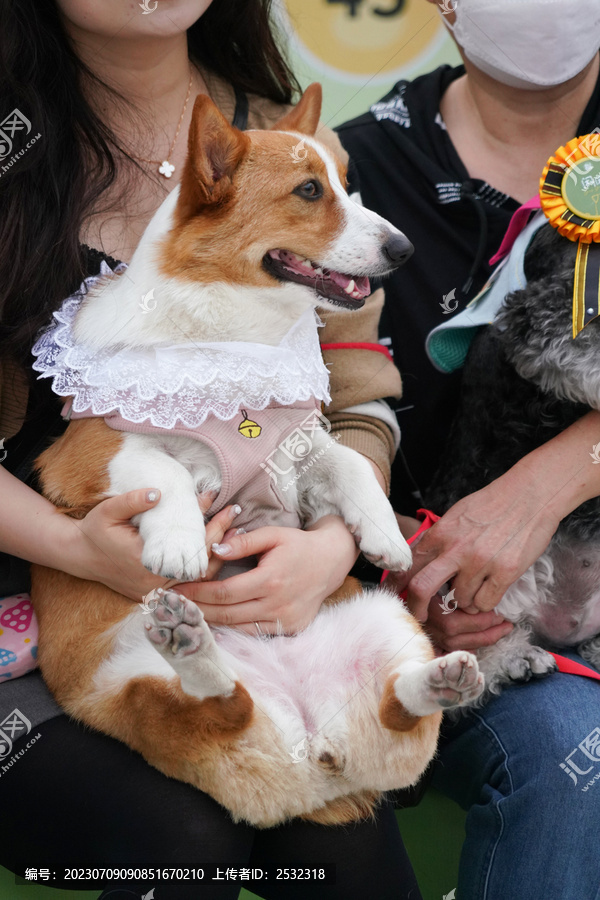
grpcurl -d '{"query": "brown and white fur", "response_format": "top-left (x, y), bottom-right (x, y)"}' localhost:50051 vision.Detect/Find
top-left (31, 86), bottom-right (484, 827)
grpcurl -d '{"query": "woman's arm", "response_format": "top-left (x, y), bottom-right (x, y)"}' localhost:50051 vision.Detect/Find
top-left (320, 287), bottom-right (402, 494)
top-left (0, 466), bottom-right (240, 600)
top-left (404, 409), bottom-right (600, 624)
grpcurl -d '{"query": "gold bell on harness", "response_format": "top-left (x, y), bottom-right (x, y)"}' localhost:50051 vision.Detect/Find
top-left (238, 409), bottom-right (262, 439)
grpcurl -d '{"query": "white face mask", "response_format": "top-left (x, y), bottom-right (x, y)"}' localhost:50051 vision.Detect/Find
top-left (446, 0), bottom-right (600, 90)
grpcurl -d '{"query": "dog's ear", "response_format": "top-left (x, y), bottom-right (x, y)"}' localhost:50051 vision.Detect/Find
top-left (272, 83), bottom-right (322, 136)
top-left (178, 95), bottom-right (250, 216)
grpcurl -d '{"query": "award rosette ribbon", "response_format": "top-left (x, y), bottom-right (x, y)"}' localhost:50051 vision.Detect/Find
top-left (540, 134), bottom-right (600, 338)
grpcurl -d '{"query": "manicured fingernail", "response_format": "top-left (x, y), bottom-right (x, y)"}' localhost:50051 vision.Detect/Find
top-left (231, 504), bottom-right (242, 516)
top-left (146, 490), bottom-right (160, 502)
top-left (235, 527), bottom-right (246, 535)
top-left (212, 542), bottom-right (231, 556)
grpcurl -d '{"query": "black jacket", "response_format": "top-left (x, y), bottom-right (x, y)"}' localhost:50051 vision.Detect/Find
top-left (337, 63), bottom-right (600, 513)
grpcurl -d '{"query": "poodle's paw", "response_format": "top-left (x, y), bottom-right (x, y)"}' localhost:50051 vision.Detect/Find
top-left (492, 646), bottom-right (557, 686)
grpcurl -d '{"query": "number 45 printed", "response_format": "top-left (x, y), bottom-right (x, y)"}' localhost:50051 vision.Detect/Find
top-left (327, 0), bottom-right (406, 17)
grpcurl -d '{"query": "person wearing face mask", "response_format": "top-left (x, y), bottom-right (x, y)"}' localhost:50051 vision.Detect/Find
top-left (338, 1), bottom-right (600, 897)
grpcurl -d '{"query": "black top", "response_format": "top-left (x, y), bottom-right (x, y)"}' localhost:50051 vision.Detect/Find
top-left (337, 63), bottom-right (600, 514)
top-left (1, 89), bottom-right (250, 594)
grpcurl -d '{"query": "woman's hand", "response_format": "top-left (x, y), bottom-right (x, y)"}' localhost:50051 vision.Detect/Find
top-left (387, 512), bottom-right (513, 650)
top-left (412, 596), bottom-right (514, 653)
top-left (179, 515), bottom-right (359, 635)
top-left (401, 410), bottom-right (600, 623)
top-left (64, 490), bottom-right (241, 601)
top-left (403, 476), bottom-right (560, 623)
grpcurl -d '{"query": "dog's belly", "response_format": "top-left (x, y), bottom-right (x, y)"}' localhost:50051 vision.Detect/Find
top-left (212, 590), bottom-right (417, 735)
top-left (535, 595), bottom-right (600, 645)
top-left (504, 538), bottom-right (600, 647)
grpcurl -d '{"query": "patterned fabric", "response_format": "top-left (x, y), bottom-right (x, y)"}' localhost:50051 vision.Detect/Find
top-left (0, 595), bottom-right (38, 680)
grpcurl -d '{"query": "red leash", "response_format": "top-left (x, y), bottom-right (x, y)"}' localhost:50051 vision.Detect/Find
top-left (380, 508), bottom-right (440, 585)
top-left (382, 509), bottom-right (600, 683)
top-left (550, 653), bottom-right (600, 681)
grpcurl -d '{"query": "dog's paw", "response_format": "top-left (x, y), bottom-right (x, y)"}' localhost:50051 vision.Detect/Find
top-left (424, 652), bottom-right (485, 709)
top-left (495, 646), bottom-right (557, 685)
top-left (145, 589), bottom-right (210, 658)
top-left (142, 527), bottom-right (208, 581)
top-left (351, 520), bottom-right (412, 572)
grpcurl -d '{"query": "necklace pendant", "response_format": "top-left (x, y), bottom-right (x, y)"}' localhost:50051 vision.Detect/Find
top-left (158, 160), bottom-right (175, 178)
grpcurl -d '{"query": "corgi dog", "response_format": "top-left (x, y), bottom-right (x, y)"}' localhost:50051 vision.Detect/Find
top-left (30, 85), bottom-right (484, 827)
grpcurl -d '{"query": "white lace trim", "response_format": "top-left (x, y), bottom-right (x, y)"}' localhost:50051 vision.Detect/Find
top-left (32, 262), bottom-right (331, 428)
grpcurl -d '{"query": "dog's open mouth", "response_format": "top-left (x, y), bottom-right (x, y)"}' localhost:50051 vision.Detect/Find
top-left (264, 249), bottom-right (370, 309)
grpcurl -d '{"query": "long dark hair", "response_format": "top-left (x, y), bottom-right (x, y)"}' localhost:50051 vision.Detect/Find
top-left (0, 0), bottom-right (299, 367)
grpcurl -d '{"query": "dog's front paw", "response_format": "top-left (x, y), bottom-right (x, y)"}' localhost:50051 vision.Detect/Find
top-left (492, 646), bottom-right (557, 686)
top-left (352, 520), bottom-right (412, 572)
top-left (424, 652), bottom-right (485, 709)
top-left (142, 527), bottom-right (208, 581)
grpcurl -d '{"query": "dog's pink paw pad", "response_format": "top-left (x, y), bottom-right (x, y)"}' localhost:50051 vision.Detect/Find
top-left (171, 623), bottom-right (204, 656)
top-left (146, 625), bottom-right (171, 647)
top-left (427, 652), bottom-right (484, 709)
top-left (146, 591), bottom-right (207, 659)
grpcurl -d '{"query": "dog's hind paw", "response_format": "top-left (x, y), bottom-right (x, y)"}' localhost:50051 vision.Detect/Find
top-left (424, 652), bottom-right (484, 709)
top-left (145, 590), bottom-right (240, 702)
top-left (146, 589), bottom-right (211, 659)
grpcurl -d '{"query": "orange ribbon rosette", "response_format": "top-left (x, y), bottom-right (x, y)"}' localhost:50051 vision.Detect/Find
top-left (540, 134), bottom-right (600, 337)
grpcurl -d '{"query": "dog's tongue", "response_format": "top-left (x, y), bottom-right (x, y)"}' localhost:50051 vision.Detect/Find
top-left (274, 249), bottom-right (370, 298)
top-left (328, 271), bottom-right (370, 297)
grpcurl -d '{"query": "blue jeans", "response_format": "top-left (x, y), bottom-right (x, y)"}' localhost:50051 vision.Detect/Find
top-left (432, 652), bottom-right (600, 900)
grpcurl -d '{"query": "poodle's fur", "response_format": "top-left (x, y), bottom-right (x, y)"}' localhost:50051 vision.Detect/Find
top-left (428, 224), bottom-right (600, 696)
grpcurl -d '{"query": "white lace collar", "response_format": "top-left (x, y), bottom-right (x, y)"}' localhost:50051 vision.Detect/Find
top-left (32, 262), bottom-right (331, 429)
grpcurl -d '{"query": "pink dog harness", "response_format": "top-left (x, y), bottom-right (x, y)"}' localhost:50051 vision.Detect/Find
top-left (67, 399), bottom-right (326, 532)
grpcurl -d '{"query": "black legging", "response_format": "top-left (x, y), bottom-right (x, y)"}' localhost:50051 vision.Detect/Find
top-left (0, 716), bottom-right (422, 900)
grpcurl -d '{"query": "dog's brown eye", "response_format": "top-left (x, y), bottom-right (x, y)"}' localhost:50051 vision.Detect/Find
top-left (293, 180), bottom-right (323, 201)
